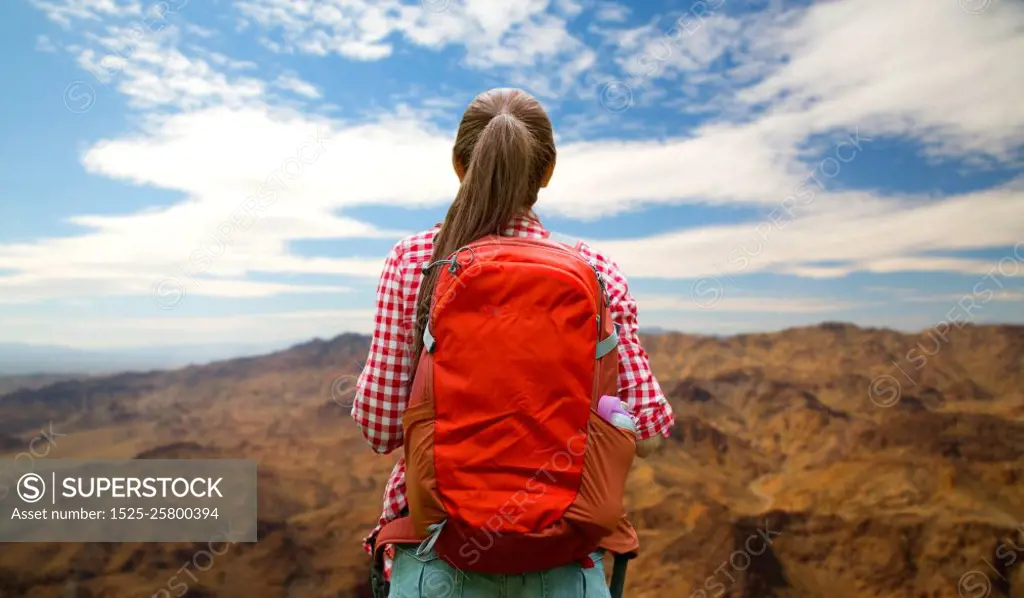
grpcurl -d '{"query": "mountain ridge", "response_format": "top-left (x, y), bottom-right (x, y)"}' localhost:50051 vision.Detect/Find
top-left (0, 321), bottom-right (1021, 597)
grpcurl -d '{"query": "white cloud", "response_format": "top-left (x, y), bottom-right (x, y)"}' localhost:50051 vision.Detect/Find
top-left (599, 0), bottom-right (1024, 163)
top-left (273, 73), bottom-right (321, 99)
top-left (0, 100), bottom-right (826, 304)
top-left (594, 2), bottom-right (629, 23)
top-left (901, 289), bottom-right (1024, 304)
top-left (35, 35), bottom-right (58, 53)
top-left (8, 0), bottom-right (1024, 347)
top-left (30, 0), bottom-right (143, 28)
top-left (0, 309), bottom-right (376, 348)
top-left (76, 25), bottom-right (266, 111)
top-left (204, 51), bottom-right (259, 71)
top-left (0, 275), bottom-right (350, 305)
top-left (738, 0), bottom-right (1024, 162)
top-left (234, 0), bottom-right (595, 97)
top-left (635, 293), bottom-right (869, 313)
top-left (545, 123), bottom-right (800, 216)
top-left (595, 183), bottom-right (1024, 280)
top-left (0, 106), bottom-right (402, 303)
top-left (613, 11), bottom-right (739, 84)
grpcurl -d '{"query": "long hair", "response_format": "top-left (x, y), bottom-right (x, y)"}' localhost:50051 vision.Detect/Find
top-left (409, 88), bottom-right (557, 370)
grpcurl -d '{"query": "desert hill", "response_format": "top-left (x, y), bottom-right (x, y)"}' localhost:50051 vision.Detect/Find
top-left (0, 323), bottom-right (1021, 597)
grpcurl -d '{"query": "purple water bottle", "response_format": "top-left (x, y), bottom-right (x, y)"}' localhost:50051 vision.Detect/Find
top-left (597, 395), bottom-right (637, 433)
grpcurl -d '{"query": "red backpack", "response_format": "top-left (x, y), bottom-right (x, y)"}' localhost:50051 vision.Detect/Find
top-left (372, 232), bottom-right (639, 577)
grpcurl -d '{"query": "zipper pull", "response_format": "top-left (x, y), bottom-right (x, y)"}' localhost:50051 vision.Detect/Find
top-left (422, 258), bottom-right (455, 274)
top-left (423, 246), bottom-right (476, 275)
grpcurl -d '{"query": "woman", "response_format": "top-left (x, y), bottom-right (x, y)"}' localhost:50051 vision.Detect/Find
top-left (351, 88), bottom-right (674, 597)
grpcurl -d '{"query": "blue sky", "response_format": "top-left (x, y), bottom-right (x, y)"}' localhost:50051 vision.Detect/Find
top-left (0, 0), bottom-right (1022, 350)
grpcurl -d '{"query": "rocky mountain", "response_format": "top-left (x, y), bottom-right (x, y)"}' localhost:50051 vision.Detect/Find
top-left (0, 324), bottom-right (1021, 597)
top-left (0, 374), bottom-right (83, 397)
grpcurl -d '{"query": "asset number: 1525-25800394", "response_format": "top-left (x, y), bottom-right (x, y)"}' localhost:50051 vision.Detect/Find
top-left (110, 507), bottom-right (219, 520)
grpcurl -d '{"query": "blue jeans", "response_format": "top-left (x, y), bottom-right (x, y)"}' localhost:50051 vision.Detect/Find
top-left (388, 546), bottom-right (612, 598)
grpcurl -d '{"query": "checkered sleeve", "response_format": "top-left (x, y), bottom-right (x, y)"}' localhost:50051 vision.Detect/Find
top-left (351, 241), bottom-right (412, 455)
top-left (582, 244), bottom-right (675, 441)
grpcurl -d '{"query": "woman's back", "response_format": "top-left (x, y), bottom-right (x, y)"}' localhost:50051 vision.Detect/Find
top-left (350, 88), bottom-right (674, 598)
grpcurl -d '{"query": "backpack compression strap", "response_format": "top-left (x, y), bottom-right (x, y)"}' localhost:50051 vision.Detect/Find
top-left (369, 517), bottom-right (421, 598)
top-left (549, 230), bottom-right (631, 594)
top-left (548, 231), bottom-right (621, 358)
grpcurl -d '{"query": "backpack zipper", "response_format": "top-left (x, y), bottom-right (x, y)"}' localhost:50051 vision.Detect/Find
top-left (428, 239), bottom-right (609, 357)
top-left (590, 263), bottom-right (610, 312)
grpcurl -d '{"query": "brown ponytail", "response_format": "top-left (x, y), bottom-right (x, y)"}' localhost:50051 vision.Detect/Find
top-left (409, 88), bottom-right (556, 370)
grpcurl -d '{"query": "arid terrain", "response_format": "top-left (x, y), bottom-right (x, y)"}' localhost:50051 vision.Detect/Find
top-left (0, 323), bottom-right (1022, 598)
top-left (0, 375), bottom-right (82, 397)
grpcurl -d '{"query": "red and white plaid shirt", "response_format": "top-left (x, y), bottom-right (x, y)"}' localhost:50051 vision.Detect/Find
top-left (350, 212), bottom-right (674, 574)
